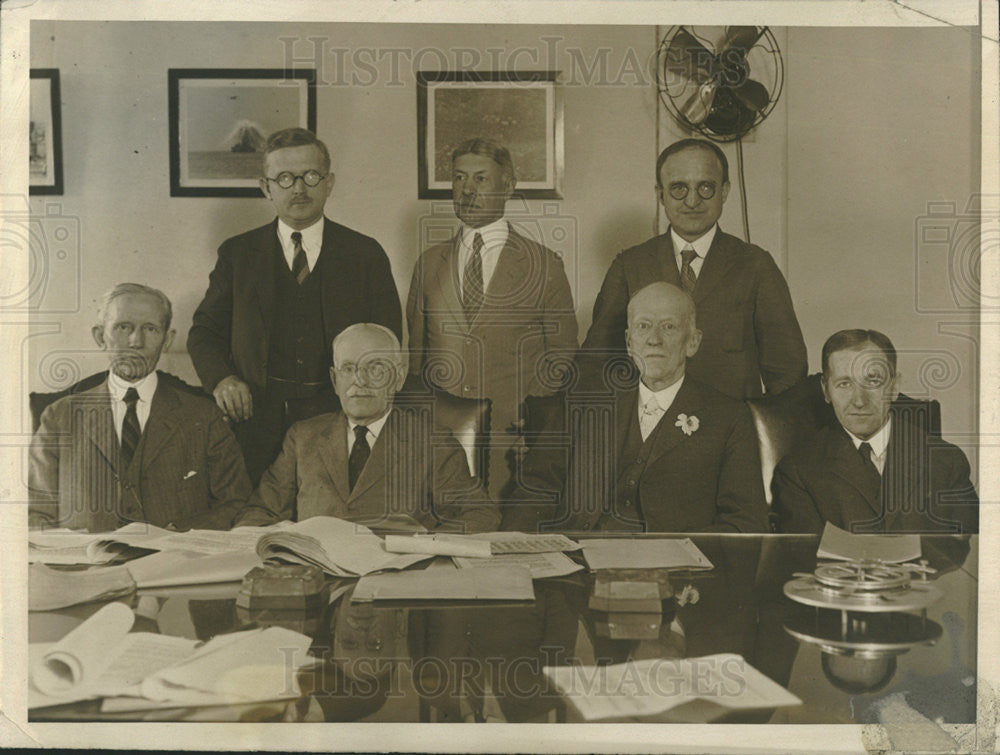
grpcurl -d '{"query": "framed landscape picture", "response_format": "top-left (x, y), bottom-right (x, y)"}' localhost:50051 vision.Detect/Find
top-left (417, 71), bottom-right (564, 199)
top-left (168, 68), bottom-right (316, 197)
top-left (29, 69), bottom-right (63, 195)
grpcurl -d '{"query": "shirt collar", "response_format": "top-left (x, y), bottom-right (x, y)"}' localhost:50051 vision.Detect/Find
top-left (461, 218), bottom-right (508, 252)
top-left (670, 224), bottom-right (718, 259)
top-left (637, 375), bottom-right (685, 415)
top-left (348, 407), bottom-right (392, 443)
top-left (278, 217), bottom-right (324, 250)
top-left (846, 415), bottom-right (892, 457)
top-left (108, 370), bottom-right (158, 403)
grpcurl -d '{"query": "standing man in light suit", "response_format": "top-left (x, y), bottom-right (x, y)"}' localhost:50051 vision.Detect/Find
top-left (580, 138), bottom-right (807, 399)
top-left (189, 128), bottom-right (402, 485)
top-left (406, 138), bottom-right (578, 498)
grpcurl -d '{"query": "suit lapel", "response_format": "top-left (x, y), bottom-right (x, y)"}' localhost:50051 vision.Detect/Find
top-left (319, 413), bottom-right (351, 502)
top-left (645, 377), bottom-right (701, 467)
top-left (691, 229), bottom-right (738, 305)
top-left (653, 234), bottom-right (682, 287)
top-left (482, 226), bottom-right (525, 305)
top-left (826, 427), bottom-right (882, 515)
top-left (438, 233), bottom-right (468, 330)
top-left (83, 383), bottom-right (119, 473)
top-left (138, 379), bottom-right (181, 467)
top-left (250, 219), bottom-right (280, 338)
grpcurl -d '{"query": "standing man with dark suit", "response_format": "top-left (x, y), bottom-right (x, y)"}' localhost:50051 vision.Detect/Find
top-left (772, 329), bottom-right (978, 534)
top-left (189, 128), bottom-right (402, 484)
top-left (30, 283), bottom-right (251, 531)
top-left (406, 138), bottom-right (578, 498)
top-left (580, 138), bottom-right (806, 399)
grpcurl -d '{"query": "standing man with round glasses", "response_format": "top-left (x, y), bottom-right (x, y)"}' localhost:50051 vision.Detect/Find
top-left (189, 128), bottom-right (402, 485)
top-left (579, 138), bottom-right (806, 400)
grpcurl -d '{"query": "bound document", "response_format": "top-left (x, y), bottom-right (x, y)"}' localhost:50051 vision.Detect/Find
top-left (256, 516), bottom-right (431, 577)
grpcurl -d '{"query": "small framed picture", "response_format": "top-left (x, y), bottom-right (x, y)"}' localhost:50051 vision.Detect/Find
top-left (168, 68), bottom-right (317, 197)
top-left (417, 71), bottom-right (564, 199)
top-left (30, 69), bottom-right (63, 195)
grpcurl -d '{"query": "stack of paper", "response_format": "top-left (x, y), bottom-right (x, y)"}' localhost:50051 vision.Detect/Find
top-left (352, 562), bottom-right (535, 601)
top-left (29, 602), bottom-right (316, 711)
top-left (256, 516), bottom-right (431, 576)
top-left (544, 654), bottom-right (801, 721)
top-left (581, 538), bottom-right (713, 571)
top-left (29, 522), bottom-right (291, 565)
top-left (816, 523), bottom-right (921, 563)
top-left (29, 563), bottom-right (136, 611)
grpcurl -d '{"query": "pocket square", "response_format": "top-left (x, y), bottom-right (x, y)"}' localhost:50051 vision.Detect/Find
top-left (182, 470), bottom-right (198, 480)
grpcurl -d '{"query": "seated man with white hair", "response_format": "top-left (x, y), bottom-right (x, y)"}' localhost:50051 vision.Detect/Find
top-left (235, 323), bottom-right (500, 532)
top-left (29, 283), bottom-right (251, 531)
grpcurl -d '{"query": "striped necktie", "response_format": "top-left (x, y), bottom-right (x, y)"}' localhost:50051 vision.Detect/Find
top-left (291, 231), bottom-right (310, 284)
top-left (462, 232), bottom-right (485, 319)
top-left (680, 246), bottom-right (698, 294)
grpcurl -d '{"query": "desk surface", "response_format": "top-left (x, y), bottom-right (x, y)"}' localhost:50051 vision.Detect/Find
top-left (29, 534), bottom-right (977, 724)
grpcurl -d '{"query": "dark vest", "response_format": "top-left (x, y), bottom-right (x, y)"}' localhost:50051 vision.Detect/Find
top-left (599, 403), bottom-right (669, 532)
top-left (267, 246), bottom-right (329, 390)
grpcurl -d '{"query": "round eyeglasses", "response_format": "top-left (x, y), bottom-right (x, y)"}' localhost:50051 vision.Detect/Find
top-left (667, 182), bottom-right (718, 201)
top-left (333, 360), bottom-right (395, 387)
top-left (265, 170), bottom-right (328, 189)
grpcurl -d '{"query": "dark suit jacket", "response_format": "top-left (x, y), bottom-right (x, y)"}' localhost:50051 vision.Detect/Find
top-left (29, 376), bottom-right (252, 531)
top-left (236, 406), bottom-right (501, 533)
top-left (188, 218), bottom-right (402, 395)
top-left (506, 377), bottom-right (769, 533)
top-left (580, 227), bottom-right (806, 399)
top-left (771, 412), bottom-right (979, 534)
top-left (406, 224), bottom-right (578, 436)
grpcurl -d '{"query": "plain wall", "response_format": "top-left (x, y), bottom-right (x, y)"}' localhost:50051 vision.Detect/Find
top-left (27, 22), bottom-right (979, 465)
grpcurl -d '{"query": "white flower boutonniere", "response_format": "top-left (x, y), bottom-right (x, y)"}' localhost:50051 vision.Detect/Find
top-left (675, 413), bottom-right (700, 436)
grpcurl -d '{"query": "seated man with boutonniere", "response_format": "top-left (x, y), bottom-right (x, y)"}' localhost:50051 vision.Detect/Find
top-left (504, 281), bottom-right (769, 533)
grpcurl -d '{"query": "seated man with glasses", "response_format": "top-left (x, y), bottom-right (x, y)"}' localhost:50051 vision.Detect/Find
top-left (234, 323), bottom-right (500, 532)
top-left (29, 283), bottom-right (251, 531)
top-left (188, 128), bottom-right (402, 487)
top-left (772, 329), bottom-right (978, 534)
top-left (578, 138), bottom-right (807, 400)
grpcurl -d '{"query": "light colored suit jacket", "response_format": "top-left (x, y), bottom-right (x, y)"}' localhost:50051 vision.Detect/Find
top-left (29, 377), bottom-right (251, 531)
top-left (406, 224), bottom-right (578, 434)
top-left (237, 407), bottom-right (501, 533)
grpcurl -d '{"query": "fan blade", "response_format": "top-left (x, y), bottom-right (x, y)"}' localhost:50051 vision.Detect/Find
top-left (718, 26), bottom-right (765, 56)
top-left (663, 27), bottom-right (717, 85)
top-left (730, 78), bottom-right (771, 113)
top-left (704, 87), bottom-right (756, 136)
top-left (679, 81), bottom-right (717, 125)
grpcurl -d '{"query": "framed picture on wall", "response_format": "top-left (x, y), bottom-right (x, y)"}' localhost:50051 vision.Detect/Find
top-left (417, 71), bottom-right (564, 199)
top-left (168, 68), bottom-right (317, 197)
top-left (30, 69), bottom-right (63, 195)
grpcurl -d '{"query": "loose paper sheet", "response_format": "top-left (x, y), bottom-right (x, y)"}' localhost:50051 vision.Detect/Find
top-left (816, 522), bottom-right (922, 563)
top-left (581, 538), bottom-right (713, 571)
top-left (453, 551), bottom-right (584, 580)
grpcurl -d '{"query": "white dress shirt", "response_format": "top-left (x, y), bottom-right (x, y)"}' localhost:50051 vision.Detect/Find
top-left (458, 218), bottom-right (509, 292)
top-left (108, 370), bottom-right (158, 442)
top-left (347, 410), bottom-right (391, 455)
top-left (846, 417), bottom-right (892, 475)
top-left (637, 376), bottom-right (685, 441)
top-left (670, 224), bottom-right (717, 279)
top-left (277, 217), bottom-right (324, 272)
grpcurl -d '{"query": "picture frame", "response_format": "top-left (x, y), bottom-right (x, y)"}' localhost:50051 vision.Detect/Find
top-left (168, 68), bottom-right (316, 197)
top-left (417, 71), bottom-right (564, 199)
top-left (29, 69), bottom-right (63, 195)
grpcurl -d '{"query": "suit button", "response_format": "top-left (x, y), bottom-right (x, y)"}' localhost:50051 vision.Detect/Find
top-left (296, 358), bottom-right (303, 365)
top-left (464, 385), bottom-right (473, 392)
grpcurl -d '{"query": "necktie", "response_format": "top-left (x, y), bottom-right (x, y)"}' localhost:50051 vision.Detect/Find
top-left (462, 232), bottom-right (485, 319)
top-left (348, 424), bottom-right (371, 491)
top-left (858, 441), bottom-right (881, 477)
top-left (680, 246), bottom-right (698, 294)
top-left (639, 397), bottom-right (665, 441)
top-left (120, 387), bottom-right (141, 470)
top-left (291, 231), bottom-right (309, 284)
